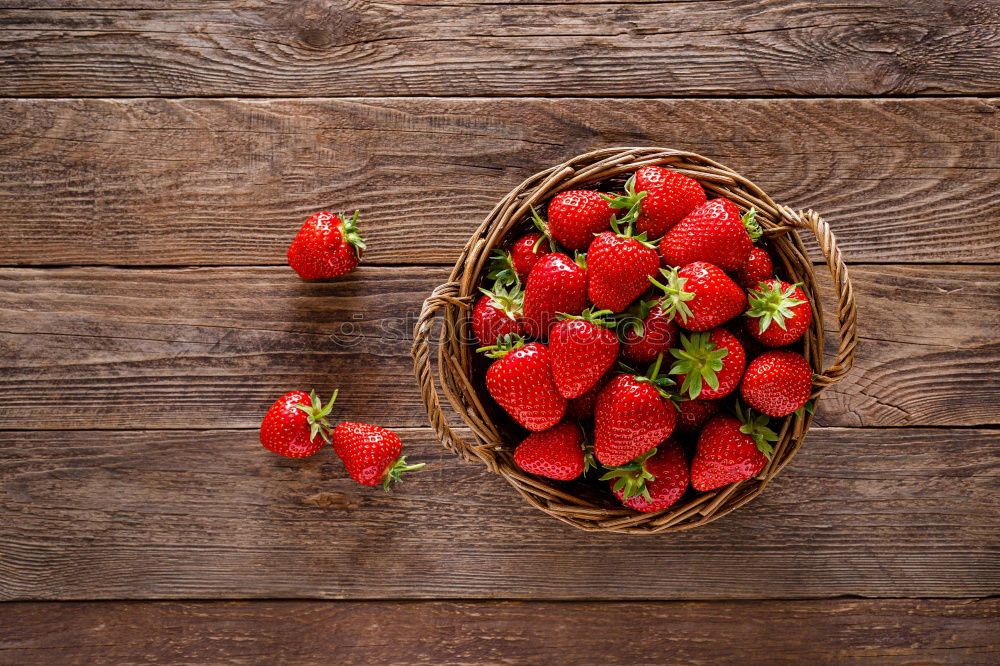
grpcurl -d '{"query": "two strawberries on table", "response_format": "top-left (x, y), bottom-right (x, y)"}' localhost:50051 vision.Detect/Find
top-left (259, 210), bottom-right (424, 490)
top-left (475, 166), bottom-right (814, 512)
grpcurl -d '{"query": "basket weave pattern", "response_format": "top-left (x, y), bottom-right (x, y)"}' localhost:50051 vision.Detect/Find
top-left (412, 147), bottom-right (858, 533)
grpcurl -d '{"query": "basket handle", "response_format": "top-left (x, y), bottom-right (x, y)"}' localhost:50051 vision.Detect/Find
top-left (779, 207), bottom-right (859, 391)
top-left (412, 281), bottom-right (501, 471)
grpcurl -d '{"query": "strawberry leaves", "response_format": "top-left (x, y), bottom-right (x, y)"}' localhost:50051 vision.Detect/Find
top-left (649, 267), bottom-right (696, 324)
top-left (742, 207), bottom-right (763, 243)
top-left (746, 280), bottom-right (807, 333)
top-left (734, 401), bottom-right (779, 459)
top-left (599, 448), bottom-right (657, 501)
top-left (293, 389), bottom-right (339, 443)
top-left (669, 332), bottom-right (729, 400)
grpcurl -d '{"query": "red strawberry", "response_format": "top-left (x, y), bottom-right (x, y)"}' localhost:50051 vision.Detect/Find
top-left (488, 232), bottom-right (553, 286)
top-left (331, 421), bottom-right (425, 489)
top-left (514, 421), bottom-right (586, 481)
top-left (691, 407), bottom-right (777, 491)
top-left (651, 262), bottom-right (746, 332)
top-left (608, 167), bottom-right (706, 237)
top-left (587, 218), bottom-right (661, 313)
top-left (745, 279), bottom-right (812, 347)
top-left (522, 252), bottom-right (588, 338)
top-left (741, 350), bottom-right (812, 417)
top-left (259, 390), bottom-right (336, 458)
top-left (736, 246), bottom-right (774, 289)
top-left (481, 335), bottom-right (567, 431)
top-left (675, 399), bottom-right (721, 435)
top-left (660, 199), bottom-right (759, 271)
top-left (621, 300), bottom-right (679, 364)
top-left (546, 190), bottom-right (614, 250)
top-left (510, 232), bottom-right (553, 280)
top-left (567, 370), bottom-right (613, 419)
top-left (670, 329), bottom-right (746, 400)
top-left (593, 355), bottom-right (677, 466)
top-left (471, 281), bottom-right (524, 347)
top-left (287, 211), bottom-right (366, 279)
top-left (549, 309), bottom-right (620, 399)
top-left (603, 439), bottom-right (689, 512)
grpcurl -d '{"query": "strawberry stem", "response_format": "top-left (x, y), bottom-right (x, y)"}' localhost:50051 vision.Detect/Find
top-left (476, 332), bottom-right (526, 358)
top-left (382, 455), bottom-right (426, 491)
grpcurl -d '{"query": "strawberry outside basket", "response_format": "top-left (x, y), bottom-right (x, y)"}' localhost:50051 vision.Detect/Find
top-left (412, 147), bottom-right (858, 534)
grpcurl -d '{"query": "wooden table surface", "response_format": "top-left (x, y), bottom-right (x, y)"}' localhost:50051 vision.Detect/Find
top-left (1, 1), bottom-right (998, 663)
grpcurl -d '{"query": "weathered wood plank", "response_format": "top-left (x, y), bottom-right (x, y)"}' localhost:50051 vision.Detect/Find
top-left (1, 97), bottom-right (997, 265)
top-left (1, 599), bottom-right (996, 664)
top-left (0, 265), bottom-right (996, 430)
top-left (0, 427), bottom-right (996, 600)
top-left (1, 1), bottom-right (998, 98)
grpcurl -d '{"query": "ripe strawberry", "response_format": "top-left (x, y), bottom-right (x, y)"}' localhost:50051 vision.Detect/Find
top-left (651, 262), bottom-right (746, 332)
top-left (670, 329), bottom-right (746, 400)
top-left (549, 309), bottom-right (620, 399)
top-left (660, 199), bottom-right (760, 271)
top-left (690, 406), bottom-right (778, 491)
top-left (259, 390), bottom-right (337, 458)
top-left (471, 281), bottom-right (524, 347)
top-left (593, 355), bottom-right (677, 466)
top-left (587, 218), bottom-right (661, 313)
top-left (736, 246), bottom-right (774, 289)
top-left (331, 421), bottom-right (425, 489)
top-left (608, 167), bottom-right (706, 237)
top-left (287, 211), bottom-right (366, 279)
top-left (675, 399), bottom-right (721, 435)
top-left (745, 279), bottom-right (812, 347)
top-left (514, 421), bottom-right (586, 481)
top-left (480, 334), bottom-right (567, 431)
top-left (522, 252), bottom-right (588, 338)
top-left (567, 370), bottom-right (614, 420)
top-left (741, 350), bottom-right (813, 417)
top-left (546, 190), bottom-right (614, 250)
top-left (510, 232), bottom-right (553, 280)
top-left (488, 231), bottom-right (553, 286)
top-left (621, 300), bottom-right (679, 364)
top-left (603, 439), bottom-right (689, 512)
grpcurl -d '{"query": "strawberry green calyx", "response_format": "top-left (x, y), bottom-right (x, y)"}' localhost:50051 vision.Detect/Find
top-left (294, 389), bottom-right (339, 444)
top-left (746, 281), bottom-right (807, 333)
top-left (669, 332), bottom-right (729, 400)
top-left (340, 210), bottom-right (366, 260)
top-left (602, 174), bottom-right (648, 229)
top-left (476, 332), bottom-right (526, 358)
top-left (557, 306), bottom-right (617, 329)
top-left (487, 249), bottom-right (519, 287)
top-left (734, 401), bottom-right (779, 459)
top-left (480, 280), bottom-right (524, 321)
top-left (620, 298), bottom-right (656, 337)
top-left (600, 448), bottom-right (657, 501)
top-left (742, 208), bottom-right (763, 243)
top-left (649, 267), bottom-right (695, 324)
top-left (381, 455), bottom-right (426, 491)
top-left (633, 353), bottom-right (677, 399)
top-left (608, 214), bottom-right (657, 249)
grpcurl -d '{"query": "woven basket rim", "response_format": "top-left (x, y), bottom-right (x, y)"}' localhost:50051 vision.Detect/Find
top-left (412, 147), bottom-right (858, 534)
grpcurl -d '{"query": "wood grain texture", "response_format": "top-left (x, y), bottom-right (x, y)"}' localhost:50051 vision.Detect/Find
top-left (2, 1), bottom-right (998, 98)
top-left (1, 265), bottom-right (996, 430)
top-left (1, 599), bottom-right (997, 665)
top-left (1, 427), bottom-right (997, 600)
top-left (1, 97), bottom-right (997, 265)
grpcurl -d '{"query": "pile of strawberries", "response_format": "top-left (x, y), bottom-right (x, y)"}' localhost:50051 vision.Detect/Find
top-left (472, 166), bottom-right (814, 512)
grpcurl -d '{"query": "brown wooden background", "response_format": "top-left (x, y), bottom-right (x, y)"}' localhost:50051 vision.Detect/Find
top-left (1, 1), bottom-right (999, 663)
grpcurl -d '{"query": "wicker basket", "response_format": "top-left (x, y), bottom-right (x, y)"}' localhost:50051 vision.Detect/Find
top-left (412, 147), bottom-right (858, 534)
